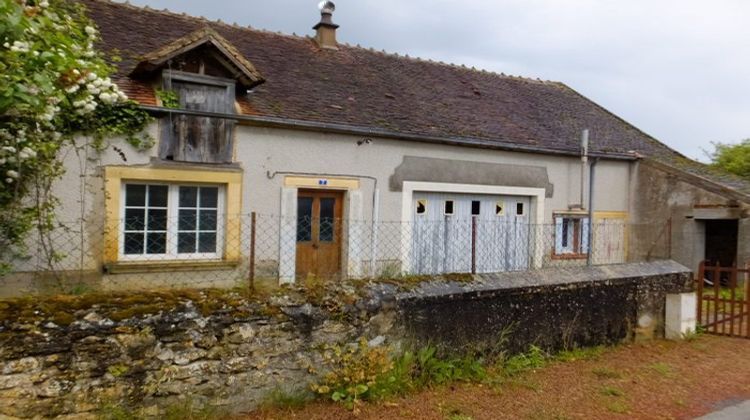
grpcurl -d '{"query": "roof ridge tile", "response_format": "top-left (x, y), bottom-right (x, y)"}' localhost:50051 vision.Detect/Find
top-left (85, 0), bottom-right (554, 84)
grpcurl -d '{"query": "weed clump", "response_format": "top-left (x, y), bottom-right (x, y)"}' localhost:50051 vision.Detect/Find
top-left (502, 345), bottom-right (547, 376)
top-left (97, 398), bottom-right (225, 420)
top-left (310, 339), bottom-right (489, 412)
top-left (259, 387), bottom-right (313, 410)
top-left (600, 386), bottom-right (625, 397)
top-left (310, 338), bottom-right (396, 411)
top-left (556, 345), bottom-right (605, 362)
top-left (648, 362), bottom-right (674, 377)
top-left (592, 367), bottom-right (623, 380)
top-left (309, 331), bottom-right (610, 412)
top-left (606, 400), bottom-right (630, 414)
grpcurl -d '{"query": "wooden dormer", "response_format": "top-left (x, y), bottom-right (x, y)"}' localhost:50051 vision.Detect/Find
top-left (130, 27), bottom-right (264, 88)
top-left (133, 28), bottom-right (264, 164)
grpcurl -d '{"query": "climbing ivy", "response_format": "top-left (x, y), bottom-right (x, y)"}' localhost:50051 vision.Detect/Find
top-left (0, 0), bottom-right (153, 271)
top-left (155, 89), bottom-right (180, 109)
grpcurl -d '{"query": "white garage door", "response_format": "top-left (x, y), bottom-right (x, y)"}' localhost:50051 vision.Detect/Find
top-left (411, 192), bottom-right (531, 274)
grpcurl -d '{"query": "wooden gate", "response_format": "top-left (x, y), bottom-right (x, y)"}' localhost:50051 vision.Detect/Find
top-left (696, 261), bottom-right (750, 338)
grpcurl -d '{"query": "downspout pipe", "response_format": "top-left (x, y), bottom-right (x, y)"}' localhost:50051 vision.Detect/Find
top-left (587, 157), bottom-right (599, 266)
top-left (580, 129), bottom-right (589, 207)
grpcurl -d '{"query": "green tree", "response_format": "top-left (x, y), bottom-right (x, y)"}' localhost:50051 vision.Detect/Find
top-left (708, 139), bottom-right (750, 181)
top-left (0, 0), bottom-right (152, 270)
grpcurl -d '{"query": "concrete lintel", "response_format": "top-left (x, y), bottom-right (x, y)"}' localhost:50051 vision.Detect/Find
top-left (692, 207), bottom-right (744, 220)
top-left (390, 156), bottom-right (555, 197)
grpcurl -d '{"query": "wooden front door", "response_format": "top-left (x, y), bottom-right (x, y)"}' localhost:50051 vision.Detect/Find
top-left (296, 190), bottom-right (344, 280)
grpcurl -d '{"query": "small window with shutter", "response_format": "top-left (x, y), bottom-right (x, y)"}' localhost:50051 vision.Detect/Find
top-left (159, 70), bottom-right (236, 164)
top-left (553, 213), bottom-right (589, 258)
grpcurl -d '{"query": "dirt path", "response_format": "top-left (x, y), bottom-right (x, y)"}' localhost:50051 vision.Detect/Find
top-left (249, 335), bottom-right (750, 420)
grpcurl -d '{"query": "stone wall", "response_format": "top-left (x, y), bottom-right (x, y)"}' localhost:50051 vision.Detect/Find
top-left (0, 261), bottom-right (691, 419)
top-left (629, 160), bottom-right (750, 273)
top-left (0, 293), bottom-right (383, 418)
top-left (398, 261), bottom-right (692, 352)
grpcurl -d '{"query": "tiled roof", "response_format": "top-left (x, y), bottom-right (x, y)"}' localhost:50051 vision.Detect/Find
top-left (131, 27), bottom-right (264, 88)
top-left (81, 0), bottom-right (750, 199)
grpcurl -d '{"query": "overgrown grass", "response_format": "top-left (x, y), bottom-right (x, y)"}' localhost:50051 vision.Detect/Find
top-left (446, 413), bottom-right (474, 420)
top-left (505, 377), bottom-right (542, 392)
top-left (527, 407), bottom-right (573, 420)
top-left (502, 345), bottom-right (547, 376)
top-left (592, 367), bottom-right (623, 380)
top-left (441, 406), bottom-right (474, 420)
top-left (600, 386), bottom-right (625, 397)
top-left (682, 326), bottom-right (704, 341)
top-left (438, 402), bottom-right (475, 420)
top-left (259, 387), bottom-right (313, 410)
top-left (648, 362), bottom-right (674, 377)
top-left (308, 331), bottom-right (575, 412)
top-left (556, 345), bottom-right (605, 362)
top-left (606, 400), bottom-right (630, 414)
top-left (163, 401), bottom-right (226, 420)
top-left (703, 286), bottom-right (746, 300)
top-left (310, 339), bottom-right (491, 411)
top-left (701, 286), bottom-right (747, 316)
top-left (98, 398), bottom-right (225, 420)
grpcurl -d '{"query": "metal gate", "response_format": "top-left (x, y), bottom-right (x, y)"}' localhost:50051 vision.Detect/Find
top-left (696, 261), bottom-right (750, 338)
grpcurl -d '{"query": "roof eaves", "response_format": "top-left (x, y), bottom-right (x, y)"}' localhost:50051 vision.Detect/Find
top-left (140, 105), bottom-right (640, 161)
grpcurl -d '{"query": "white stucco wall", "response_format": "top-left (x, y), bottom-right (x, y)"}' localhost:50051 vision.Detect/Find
top-left (47, 122), bottom-right (632, 226)
top-left (592, 159), bottom-right (631, 212)
top-left (234, 125), bottom-right (632, 223)
top-left (5, 121), bottom-right (635, 294)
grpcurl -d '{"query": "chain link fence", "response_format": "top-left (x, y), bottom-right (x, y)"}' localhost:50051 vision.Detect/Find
top-left (1, 213), bottom-right (680, 296)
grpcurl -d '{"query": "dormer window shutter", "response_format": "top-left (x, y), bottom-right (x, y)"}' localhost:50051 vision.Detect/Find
top-left (160, 70), bottom-right (236, 164)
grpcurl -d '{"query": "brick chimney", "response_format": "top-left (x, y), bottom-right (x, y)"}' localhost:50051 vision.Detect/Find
top-left (313, 1), bottom-right (338, 50)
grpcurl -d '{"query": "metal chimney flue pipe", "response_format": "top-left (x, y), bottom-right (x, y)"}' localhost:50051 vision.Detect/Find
top-left (314, 1), bottom-right (339, 50)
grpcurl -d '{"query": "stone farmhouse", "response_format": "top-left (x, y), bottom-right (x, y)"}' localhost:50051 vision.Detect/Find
top-left (6, 0), bottom-right (749, 293)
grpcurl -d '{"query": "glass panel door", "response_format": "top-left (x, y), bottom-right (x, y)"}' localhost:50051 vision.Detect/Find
top-left (295, 190), bottom-right (343, 280)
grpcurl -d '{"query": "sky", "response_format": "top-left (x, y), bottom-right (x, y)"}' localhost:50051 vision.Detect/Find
top-left (122, 0), bottom-right (750, 161)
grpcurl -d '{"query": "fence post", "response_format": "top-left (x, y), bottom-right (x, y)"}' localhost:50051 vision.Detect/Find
top-left (369, 188), bottom-right (380, 278)
top-left (248, 212), bottom-right (256, 294)
top-left (712, 262), bottom-right (720, 334)
top-left (728, 264), bottom-right (736, 336)
top-left (696, 260), bottom-right (705, 327)
top-left (471, 216), bottom-right (477, 275)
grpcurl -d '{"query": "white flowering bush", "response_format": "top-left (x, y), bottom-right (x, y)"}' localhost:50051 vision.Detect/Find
top-left (0, 0), bottom-right (152, 270)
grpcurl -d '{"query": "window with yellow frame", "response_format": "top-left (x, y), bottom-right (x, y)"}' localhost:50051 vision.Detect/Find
top-left (103, 166), bottom-right (242, 266)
